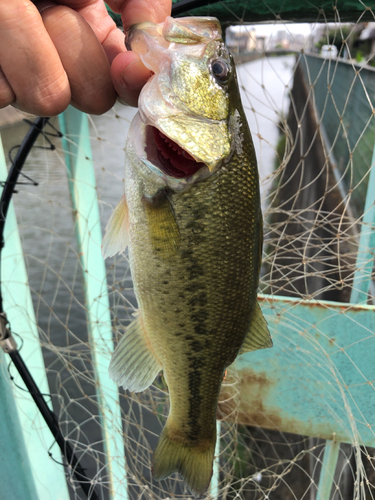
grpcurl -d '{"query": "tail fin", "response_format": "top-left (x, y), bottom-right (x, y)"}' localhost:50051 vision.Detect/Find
top-left (152, 425), bottom-right (216, 498)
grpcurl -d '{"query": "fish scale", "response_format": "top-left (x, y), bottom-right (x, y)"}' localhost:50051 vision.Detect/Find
top-left (102, 16), bottom-right (272, 498)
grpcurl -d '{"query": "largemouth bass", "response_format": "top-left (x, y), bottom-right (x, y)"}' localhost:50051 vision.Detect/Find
top-left (103, 16), bottom-right (272, 497)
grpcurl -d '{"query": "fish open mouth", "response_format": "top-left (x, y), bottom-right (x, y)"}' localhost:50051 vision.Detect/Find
top-left (151, 126), bottom-right (206, 179)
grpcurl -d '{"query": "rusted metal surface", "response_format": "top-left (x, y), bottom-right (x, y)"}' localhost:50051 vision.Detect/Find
top-left (223, 295), bottom-right (375, 446)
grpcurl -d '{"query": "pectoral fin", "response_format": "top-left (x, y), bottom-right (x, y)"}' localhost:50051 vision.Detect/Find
top-left (109, 316), bottom-right (162, 392)
top-left (239, 302), bottom-right (273, 355)
top-left (102, 194), bottom-right (129, 258)
top-left (143, 190), bottom-right (180, 258)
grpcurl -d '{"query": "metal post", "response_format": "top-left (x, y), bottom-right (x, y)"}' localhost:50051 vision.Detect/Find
top-left (59, 107), bottom-right (128, 499)
top-left (316, 440), bottom-right (340, 500)
top-left (350, 143), bottom-right (375, 303)
top-left (209, 420), bottom-right (221, 498)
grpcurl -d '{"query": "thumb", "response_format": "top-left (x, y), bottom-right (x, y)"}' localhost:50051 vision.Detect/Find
top-left (111, 51), bottom-right (153, 107)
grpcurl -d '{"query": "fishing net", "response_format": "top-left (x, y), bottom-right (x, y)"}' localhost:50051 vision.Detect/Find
top-left (1, 2), bottom-right (375, 499)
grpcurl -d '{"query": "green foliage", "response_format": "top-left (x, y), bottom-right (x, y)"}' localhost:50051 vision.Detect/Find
top-left (315, 25), bottom-right (353, 55)
top-left (356, 50), bottom-right (363, 62)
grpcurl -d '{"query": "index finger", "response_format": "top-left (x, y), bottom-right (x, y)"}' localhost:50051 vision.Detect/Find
top-left (54, 0), bottom-right (171, 63)
top-left (50, 0), bottom-right (126, 63)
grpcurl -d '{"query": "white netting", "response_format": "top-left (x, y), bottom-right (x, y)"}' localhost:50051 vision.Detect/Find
top-left (1, 5), bottom-right (375, 500)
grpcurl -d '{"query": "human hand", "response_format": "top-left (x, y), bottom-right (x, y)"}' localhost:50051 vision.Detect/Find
top-left (0, 0), bottom-right (171, 116)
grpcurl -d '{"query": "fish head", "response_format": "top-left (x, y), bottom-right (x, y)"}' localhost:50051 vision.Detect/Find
top-left (126, 17), bottom-right (243, 190)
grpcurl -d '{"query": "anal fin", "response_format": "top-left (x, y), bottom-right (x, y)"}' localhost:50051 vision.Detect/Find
top-left (239, 302), bottom-right (273, 355)
top-left (102, 194), bottom-right (129, 259)
top-left (109, 316), bottom-right (162, 392)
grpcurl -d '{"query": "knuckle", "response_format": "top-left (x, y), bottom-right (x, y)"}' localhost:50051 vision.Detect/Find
top-left (35, 90), bottom-right (71, 116)
top-left (21, 75), bottom-right (71, 116)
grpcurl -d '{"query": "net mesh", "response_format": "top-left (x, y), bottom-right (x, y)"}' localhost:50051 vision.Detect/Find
top-left (1, 3), bottom-right (375, 500)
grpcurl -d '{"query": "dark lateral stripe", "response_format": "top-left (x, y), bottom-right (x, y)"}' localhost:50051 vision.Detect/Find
top-left (187, 361), bottom-right (203, 441)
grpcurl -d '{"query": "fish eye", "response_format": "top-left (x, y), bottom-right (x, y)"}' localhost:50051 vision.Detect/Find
top-left (211, 59), bottom-right (229, 82)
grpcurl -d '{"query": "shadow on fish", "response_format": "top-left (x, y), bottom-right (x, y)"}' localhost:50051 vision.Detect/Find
top-left (102, 16), bottom-right (273, 498)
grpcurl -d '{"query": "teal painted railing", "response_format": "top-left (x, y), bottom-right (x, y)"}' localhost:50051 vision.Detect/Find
top-left (59, 108), bottom-right (128, 499)
top-left (0, 136), bottom-right (69, 500)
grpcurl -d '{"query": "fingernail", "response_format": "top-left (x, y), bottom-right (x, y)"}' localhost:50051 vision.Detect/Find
top-left (37, 2), bottom-right (57, 14)
top-left (121, 59), bottom-right (150, 90)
